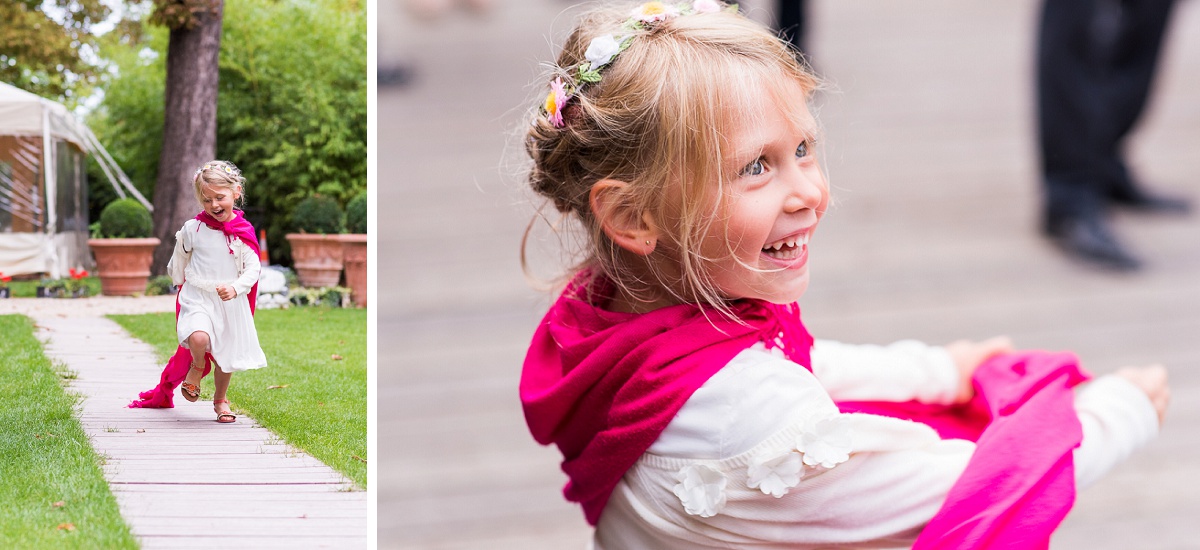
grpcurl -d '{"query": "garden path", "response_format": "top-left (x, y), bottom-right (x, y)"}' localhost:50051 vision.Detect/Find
top-left (12, 297), bottom-right (368, 549)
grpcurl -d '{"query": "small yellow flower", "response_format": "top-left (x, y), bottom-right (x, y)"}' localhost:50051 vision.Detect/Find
top-left (632, 1), bottom-right (680, 23)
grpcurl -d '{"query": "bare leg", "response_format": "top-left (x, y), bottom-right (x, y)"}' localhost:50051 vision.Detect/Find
top-left (213, 367), bottom-right (232, 403)
top-left (181, 331), bottom-right (210, 401)
top-left (212, 363), bottom-right (236, 422)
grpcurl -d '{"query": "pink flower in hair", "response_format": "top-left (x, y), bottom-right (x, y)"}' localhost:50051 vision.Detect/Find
top-left (545, 77), bottom-right (570, 128)
top-left (692, 0), bottom-right (721, 13)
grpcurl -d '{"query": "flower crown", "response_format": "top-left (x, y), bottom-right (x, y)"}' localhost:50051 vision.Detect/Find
top-left (194, 162), bottom-right (241, 180)
top-left (544, 0), bottom-right (738, 128)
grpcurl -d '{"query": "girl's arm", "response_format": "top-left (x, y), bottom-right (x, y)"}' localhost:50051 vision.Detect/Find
top-left (166, 222), bottom-right (193, 286)
top-left (1073, 374), bottom-right (1160, 488)
top-left (229, 239), bottom-right (262, 298)
top-left (810, 339), bottom-right (962, 405)
top-left (614, 349), bottom-right (1161, 547)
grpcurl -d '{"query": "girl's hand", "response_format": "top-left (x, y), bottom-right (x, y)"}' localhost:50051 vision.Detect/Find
top-left (216, 285), bottom-right (236, 301)
top-left (1116, 365), bottom-right (1170, 426)
top-left (944, 336), bottom-right (1015, 403)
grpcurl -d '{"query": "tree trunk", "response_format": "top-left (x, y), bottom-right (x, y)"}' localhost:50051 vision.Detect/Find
top-left (150, 1), bottom-right (225, 274)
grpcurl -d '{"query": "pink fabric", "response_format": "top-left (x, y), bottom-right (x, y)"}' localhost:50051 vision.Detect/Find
top-left (128, 211), bottom-right (260, 409)
top-left (195, 210), bottom-right (261, 313)
top-left (523, 276), bottom-right (1092, 541)
top-left (840, 352), bottom-right (1090, 549)
top-left (520, 275), bottom-right (813, 526)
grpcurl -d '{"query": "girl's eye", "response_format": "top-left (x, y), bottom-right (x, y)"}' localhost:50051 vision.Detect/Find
top-left (740, 158), bottom-right (765, 177)
top-left (796, 141), bottom-right (809, 159)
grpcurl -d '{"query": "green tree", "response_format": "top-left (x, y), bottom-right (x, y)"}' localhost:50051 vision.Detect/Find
top-left (145, 0), bottom-right (225, 274)
top-left (88, 0), bottom-right (367, 265)
top-left (0, 0), bottom-right (116, 106)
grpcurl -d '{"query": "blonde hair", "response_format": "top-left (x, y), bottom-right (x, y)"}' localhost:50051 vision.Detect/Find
top-left (193, 160), bottom-right (246, 208)
top-left (524, 3), bottom-right (821, 311)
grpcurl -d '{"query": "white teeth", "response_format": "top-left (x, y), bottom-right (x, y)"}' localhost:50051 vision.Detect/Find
top-left (762, 232), bottom-right (812, 254)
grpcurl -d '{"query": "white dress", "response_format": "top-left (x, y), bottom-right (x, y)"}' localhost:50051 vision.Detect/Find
top-left (166, 219), bottom-right (268, 373)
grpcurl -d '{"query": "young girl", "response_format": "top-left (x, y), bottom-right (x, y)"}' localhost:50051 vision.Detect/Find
top-left (519, 3), bottom-right (1170, 548)
top-left (130, 160), bottom-right (268, 422)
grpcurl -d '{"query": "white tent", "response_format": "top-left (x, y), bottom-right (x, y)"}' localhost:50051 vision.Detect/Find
top-left (0, 81), bottom-right (150, 278)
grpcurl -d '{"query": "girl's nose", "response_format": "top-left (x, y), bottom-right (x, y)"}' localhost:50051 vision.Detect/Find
top-left (781, 166), bottom-right (826, 213)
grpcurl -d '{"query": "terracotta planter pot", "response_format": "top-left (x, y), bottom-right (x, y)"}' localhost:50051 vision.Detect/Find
top-left (340, 234), bottom-right (367, 307)
top-left (286, 233), bottom-right (344, 288)
top-left (88, 237), bottom-right (161, 296)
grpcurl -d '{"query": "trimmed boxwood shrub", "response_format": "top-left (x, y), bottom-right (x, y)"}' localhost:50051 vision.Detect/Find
top-left (290, 194), bottom-right (344, 234)
top-left (98, 198), bottom-right (153, 238)
top-left (345, 192), bottom-right (366, 234)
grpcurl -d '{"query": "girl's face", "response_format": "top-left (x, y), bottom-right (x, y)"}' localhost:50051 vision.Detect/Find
top-left (200, 183), bottom-right (240, 223)
top-left (696, 88), bottom-right (828, 304)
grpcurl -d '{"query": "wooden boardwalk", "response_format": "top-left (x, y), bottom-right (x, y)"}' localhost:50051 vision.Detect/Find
top-left (382, 0), bottom-right (1200, 548)
top-left (32, 313), bottom-right (368, 549)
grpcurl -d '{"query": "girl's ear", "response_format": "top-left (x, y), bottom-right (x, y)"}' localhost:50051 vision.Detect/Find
top-left (590, 179), bottom-right (660, 256)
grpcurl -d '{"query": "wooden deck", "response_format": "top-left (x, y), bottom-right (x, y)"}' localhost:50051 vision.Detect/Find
top-left (381, 0), bottom-right (1200, 548)
top-left (33, 314), bottom-right (368, 549)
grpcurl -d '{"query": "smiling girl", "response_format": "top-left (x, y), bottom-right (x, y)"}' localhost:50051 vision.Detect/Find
top-left (137, 160), bottom-right (268, 422)
top-left (518, 3), bottom-right (1167, 547)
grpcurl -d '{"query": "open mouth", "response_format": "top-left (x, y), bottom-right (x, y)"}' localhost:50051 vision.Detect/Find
top-left (761, 233), bottom-right (809, 261)
top-left (211, 208), bottom-right (226, 218)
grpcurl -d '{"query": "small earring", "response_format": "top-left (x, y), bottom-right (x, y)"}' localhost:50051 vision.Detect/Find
top-left (645, 240), bottom-right (651, 245)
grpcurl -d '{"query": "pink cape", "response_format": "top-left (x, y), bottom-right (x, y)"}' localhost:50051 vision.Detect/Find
top-left (520, 275), bottom-right (813, 526)
top-left (522, 276), bottom-right (1089, 546)
top-left (128, 211), bottom-right (260, 409)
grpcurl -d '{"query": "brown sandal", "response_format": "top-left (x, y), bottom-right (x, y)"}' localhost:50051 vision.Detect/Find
top-left (214, 399), bottom-right (236, 423)
top-left (180, 361), bottom-right (203, 402)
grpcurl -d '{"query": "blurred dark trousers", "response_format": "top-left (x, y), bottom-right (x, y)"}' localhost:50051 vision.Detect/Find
top-left (1037, 0), bottom-right (1176, 220)
top-left (778, 0), bottom-right (807, 52)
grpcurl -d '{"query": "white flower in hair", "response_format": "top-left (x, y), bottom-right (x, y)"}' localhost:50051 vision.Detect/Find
top-left (585, 34), bottom-right (623, 71)
top-left (672, 463), bottom-right (727, 517)
top-left (796, 414), bottom-right (853, 469)
top-left (746, 450), bottom-right (803, 498)
top-left (692, 0), bottom-right (722, 13)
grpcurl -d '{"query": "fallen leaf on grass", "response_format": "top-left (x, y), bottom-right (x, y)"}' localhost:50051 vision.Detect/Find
top-left (331, 354), bottom-right (344, 361)
top-left (266, 384), bottom-right (290, 390)
top-left (52, 501), bottom-right (65, 508)
top-left (352, 455), bottom-right (367, 464)
top-left (56, 523), bottom-right (75, 531)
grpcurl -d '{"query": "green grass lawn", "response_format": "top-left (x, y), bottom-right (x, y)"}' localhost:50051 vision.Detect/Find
top-left (0, 315), bottom-right (137, 549)
top-left (110, 307), bottom-right (367, 488)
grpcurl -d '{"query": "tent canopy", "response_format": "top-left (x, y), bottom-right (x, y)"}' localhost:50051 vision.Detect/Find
top-left (0, 81), bottom-right (149, 278)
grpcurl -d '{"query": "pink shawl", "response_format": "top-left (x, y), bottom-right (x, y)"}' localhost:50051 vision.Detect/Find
top-left (521, 276), bottom-right (1088, 545)
top-left (521, 276), bottom-right (813, 526)
top-left (128, 211), bottom-right (260, 409)
top-left (840, 352), bottom-right (1090, 549)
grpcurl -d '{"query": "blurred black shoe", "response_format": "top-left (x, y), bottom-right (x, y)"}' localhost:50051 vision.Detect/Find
top-left (378, 64), bottom-right (414, 88)
top-left (1044, 214), bottom-right (1141, 271)
top-left (1109, 187), bottom-right (1192, 214)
